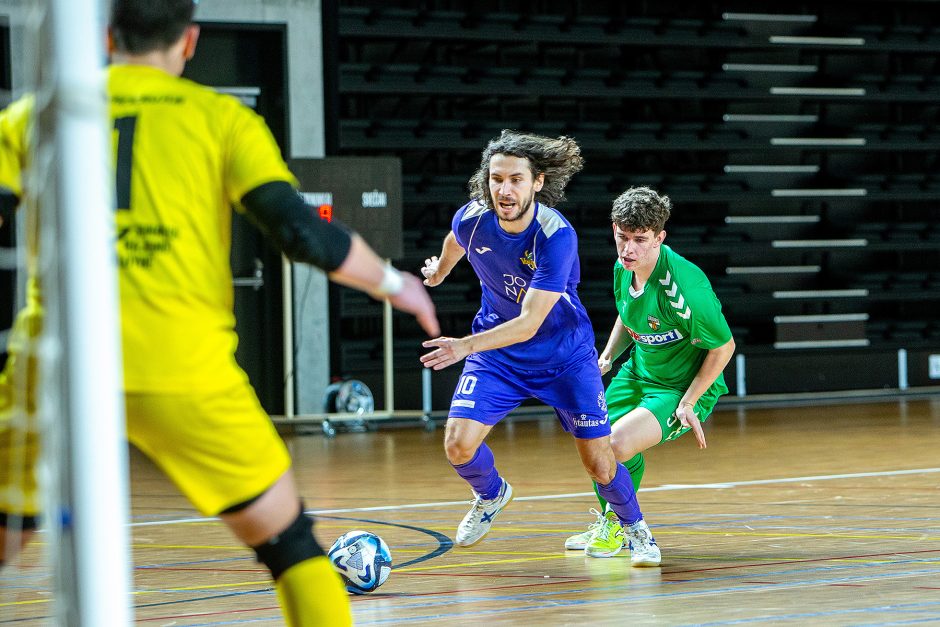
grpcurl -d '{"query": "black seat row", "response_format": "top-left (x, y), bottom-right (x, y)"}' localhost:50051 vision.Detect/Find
top-left (340, 7), bottom-right (940, 53)
top-left (330, 0), bottom-right (940, 390)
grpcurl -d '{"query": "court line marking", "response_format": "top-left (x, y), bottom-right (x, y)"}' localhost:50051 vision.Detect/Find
top-left (129, 466), bottom-right (940, 527)
top-left (352, 568), bottom-right (940, 625)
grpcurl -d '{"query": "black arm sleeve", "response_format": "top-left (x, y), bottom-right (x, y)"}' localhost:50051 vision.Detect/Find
top-left (0, 188), bottom-right (19, 227)
top-left (240, 181), bottom-right (353, 272)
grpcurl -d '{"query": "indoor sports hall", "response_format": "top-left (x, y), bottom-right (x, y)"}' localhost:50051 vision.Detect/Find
top-left (1, 0), bottom-right (938, 625)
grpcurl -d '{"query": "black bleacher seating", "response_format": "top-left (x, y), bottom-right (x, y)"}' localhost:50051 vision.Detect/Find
top-left (328, 0), bottom-right (940, 397)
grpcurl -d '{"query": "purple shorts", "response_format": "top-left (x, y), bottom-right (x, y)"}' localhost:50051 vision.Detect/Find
top-left (447, 351), bottom-right (610, 439)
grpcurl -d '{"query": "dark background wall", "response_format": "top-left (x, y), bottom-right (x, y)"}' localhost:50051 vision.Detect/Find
top-left (321, 0), bottom-right (940, 408)
top-left (182, 24), bottom-right (290, 413)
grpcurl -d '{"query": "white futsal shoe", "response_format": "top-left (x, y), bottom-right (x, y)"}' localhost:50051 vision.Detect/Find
top-left (455, 479), bottom-right (514, 547)
top-left (625, 519), bottom-right (661, 567)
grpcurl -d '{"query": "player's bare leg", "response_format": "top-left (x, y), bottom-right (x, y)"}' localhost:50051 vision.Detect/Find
top-left (0, 526), bottom-right (35, 566)
top-left (609, 407), bottom-right (662, 463)
top-left (443, 417), bottom-right (492, 465)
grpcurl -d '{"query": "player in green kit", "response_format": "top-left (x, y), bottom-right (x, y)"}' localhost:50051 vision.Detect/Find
top-left (566, 186), bottom-right (735, 560)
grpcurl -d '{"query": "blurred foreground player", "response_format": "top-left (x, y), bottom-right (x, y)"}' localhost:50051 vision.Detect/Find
top-left (0, 1), bottom-right (439, 625)
top-left (420, 131), bottom-right (658, 561)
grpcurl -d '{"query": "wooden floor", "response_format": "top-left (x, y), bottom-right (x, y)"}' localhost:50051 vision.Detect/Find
top-left (3, 397), bottom-right (940, 625)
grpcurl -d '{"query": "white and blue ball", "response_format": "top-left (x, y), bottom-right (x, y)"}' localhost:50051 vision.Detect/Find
top-left (328, 530), bottom-right (392, 594)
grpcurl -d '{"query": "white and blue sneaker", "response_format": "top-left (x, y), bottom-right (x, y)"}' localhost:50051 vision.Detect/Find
top-left (455, 479), bottom-right (514, 547)
top-left (626, 519), bottom-right (661, 567)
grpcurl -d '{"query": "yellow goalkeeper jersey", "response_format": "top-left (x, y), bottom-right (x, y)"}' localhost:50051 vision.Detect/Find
top-left (0, 95), bottom-right (29, 199)
top-left (0, 95), bottom-right (42, 310)
top-left (109, 64), bottom-right (297, 392)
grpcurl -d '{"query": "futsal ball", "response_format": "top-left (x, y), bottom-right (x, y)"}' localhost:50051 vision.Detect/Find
top-left (328, 530), bottom-right (393, 594)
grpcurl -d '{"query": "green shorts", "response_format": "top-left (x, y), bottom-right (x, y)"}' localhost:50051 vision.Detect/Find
top-left (606, 369), bottom-right (725, 445)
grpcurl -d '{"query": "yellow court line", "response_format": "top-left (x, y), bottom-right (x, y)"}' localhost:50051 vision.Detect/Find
top-left (652, 530), bottom-right (938, 541)
top-left (397, 554), bottom-right (581, 572)
top-left (1, 581), bottom-right (274, 607)
top-left (373, 524), bottom-right (939, 541)
top-left (134, 520), bottom-right (222, 526)
top-left (398, 551), bottom-right (940, 573)
top-left (632, 554), bottom-right (940, 565)
top-left (132, 543), bottom-right (245, 550)
top-left (0, 598), bottom-right (51, 609)
top-left (426, 528), bottom-right (938, 541)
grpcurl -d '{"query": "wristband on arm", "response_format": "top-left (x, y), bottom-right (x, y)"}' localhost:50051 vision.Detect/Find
top-left (375, 266), bottom-right (404, 296)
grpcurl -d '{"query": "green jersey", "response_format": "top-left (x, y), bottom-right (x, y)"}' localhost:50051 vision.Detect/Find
top-left (613, 244), bottom-right (732, 391)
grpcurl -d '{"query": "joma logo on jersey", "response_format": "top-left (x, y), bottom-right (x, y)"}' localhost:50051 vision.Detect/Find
top-left (626, 326), bottom-right (684, 345)
top-left (648, 315), bottom-right (660, 330)
top-left (520, 250), bottom-right (536, 270)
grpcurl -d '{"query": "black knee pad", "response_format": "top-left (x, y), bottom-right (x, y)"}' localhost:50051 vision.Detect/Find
top-left (252, 506), bottom-right (324, 580)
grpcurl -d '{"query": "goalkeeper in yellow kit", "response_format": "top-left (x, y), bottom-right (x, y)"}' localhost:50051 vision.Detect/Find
top-left (0, 1), bottom-right (439, 625)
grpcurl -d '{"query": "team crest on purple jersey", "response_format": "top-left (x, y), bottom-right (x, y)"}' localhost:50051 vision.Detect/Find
top-left (519, 250), bottom-right (536, 270)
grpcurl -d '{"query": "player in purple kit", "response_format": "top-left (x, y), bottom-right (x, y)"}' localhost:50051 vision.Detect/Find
top-left (419, 130), bottom-right (659, 563)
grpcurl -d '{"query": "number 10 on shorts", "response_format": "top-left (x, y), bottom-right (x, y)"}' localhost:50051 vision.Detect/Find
top-left (457, 375), bottom-right (477, 395)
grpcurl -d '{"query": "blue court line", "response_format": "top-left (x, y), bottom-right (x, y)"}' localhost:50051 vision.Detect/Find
top-left (0, 589), bottom-right (278, 625)
top-left (352, 569), bottom-right (940, 625)
top-left (363, 558), bottom-right (940, 612)
top-left (136, 556), bottom-right (252, 569)
top-left (856, 619), bottom-right (940, 627)
top-left (527, 511), bottom-right (940, 524)
top-left (181, 618), bottom-right (281, 626)
top-left (691, 600), bottom-right (940, 626)
top-left (134, 587), bottom-right (272, 609)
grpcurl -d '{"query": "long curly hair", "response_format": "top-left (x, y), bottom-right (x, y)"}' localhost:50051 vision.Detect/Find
top-left (610, 186), bottom-right (672, 233)
top-left (467, 130), bottom-right (584, 209)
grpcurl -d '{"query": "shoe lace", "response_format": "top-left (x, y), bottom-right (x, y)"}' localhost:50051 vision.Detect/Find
top-left (573, 509), bottom-right (605, 540)
top-left (629, 524), bottom-right (652, 548)
top-left (461, 493), bottom-right (485, 528)
top-left (593, 515), bottom-right (619, 544)
top-left (586, 508), bottom-right (605, 531)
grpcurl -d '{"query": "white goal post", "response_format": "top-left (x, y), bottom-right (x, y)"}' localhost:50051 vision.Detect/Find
top-left (41, 0), bottom-right (133, 623)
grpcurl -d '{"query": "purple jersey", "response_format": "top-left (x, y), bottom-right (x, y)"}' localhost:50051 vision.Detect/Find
top-left (452, 200), bottom-right (596, 368)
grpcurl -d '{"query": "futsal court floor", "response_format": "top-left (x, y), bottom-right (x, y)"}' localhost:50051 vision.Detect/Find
top-left (3, 397), bottom-right (940, 625)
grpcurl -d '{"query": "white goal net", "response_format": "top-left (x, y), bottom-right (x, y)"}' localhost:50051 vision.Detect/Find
top-left (1, 0), bottom-right (132, 623)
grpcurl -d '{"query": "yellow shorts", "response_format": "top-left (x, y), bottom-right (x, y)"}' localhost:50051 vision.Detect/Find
top-left (0, 425), bottom-right (40, 518)
top-left (0, 303), bottom-right (42, 518)
top-left (125, 384), bottom-right (292, 517)
top-left (2, 294), bottom-right (290, 520)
